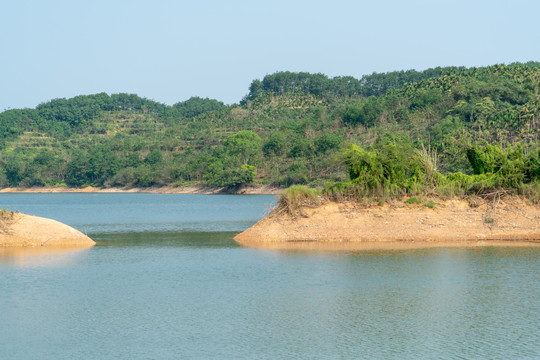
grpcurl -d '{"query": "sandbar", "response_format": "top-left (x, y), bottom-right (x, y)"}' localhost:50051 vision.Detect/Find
top-left (234, 197), bottom-right (540, 250)
top-left (0, 212), bottom-right (95, 247)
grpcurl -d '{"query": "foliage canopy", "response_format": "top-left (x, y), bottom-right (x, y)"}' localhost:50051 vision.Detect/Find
top-left (0, 62), bottom-right (538, 191)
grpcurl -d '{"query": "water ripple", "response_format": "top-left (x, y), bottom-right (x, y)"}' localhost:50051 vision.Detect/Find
top-left (1, 235), bottom-right (539, 359)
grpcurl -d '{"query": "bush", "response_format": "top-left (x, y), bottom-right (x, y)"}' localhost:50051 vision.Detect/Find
top-left (277, 185), bottom-right (322, 215)
top-left (314, 132), bottom-right (342, 153)
top-left (343, 97), bottom-right (383, 126)
top-left (343, 144), bottom-right (386, 189)
top-left (409, 88), bottom-right (442, 110)
top-left (289, 138), bottom-right (314, 158)
top-left (404, 197), bottom-right (423, 204)
top-left (323, 181), bottom-right (368, 202)
top-left (466, 142), bottom-right (531, 188)
top-left (329, 141), bottom-right (538, 201)
top-left (205, 164), bottom-right (257, 188)
top-left (263, 132), bottom-right (286, 156)
top-left (144, 149), bottom-right (163, 165)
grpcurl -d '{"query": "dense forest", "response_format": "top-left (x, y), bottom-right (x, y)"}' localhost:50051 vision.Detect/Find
top-left (0, 62), bottom-right (538, 191)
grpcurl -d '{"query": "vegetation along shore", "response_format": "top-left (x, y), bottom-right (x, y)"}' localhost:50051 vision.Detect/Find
top-left (1, 62), bottom-right (538, 247)
top-left (235, 136), bottom-right (539, 248)
top-left (0, 62), bottom-right (538, 191)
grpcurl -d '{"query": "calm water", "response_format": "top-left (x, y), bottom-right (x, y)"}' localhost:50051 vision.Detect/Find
top-left (0, 194), bottom-right (539, 359)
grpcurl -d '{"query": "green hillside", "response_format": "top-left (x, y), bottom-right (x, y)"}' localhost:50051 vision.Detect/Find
top-left (0, 62), bottom-right (538, 190)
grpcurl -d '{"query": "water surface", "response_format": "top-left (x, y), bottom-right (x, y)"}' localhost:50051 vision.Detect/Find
top-left (0, 193), bottom-right (274, 233)
top-left (0, 194), bottom-right (538, 359)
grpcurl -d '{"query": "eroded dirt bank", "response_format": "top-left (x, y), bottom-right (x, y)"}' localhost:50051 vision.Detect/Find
top-left (0, 213), bottom-right (95, 247)
top-left (234, 197), bottom-right (540, 250)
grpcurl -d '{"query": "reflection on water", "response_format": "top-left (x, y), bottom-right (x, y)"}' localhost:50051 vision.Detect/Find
top-left (0, 194), bottom-right (538, 359)
top-left (240, 239), bottom-right (540, 251)
top-left (1, 233), bottom-right (538, 359)
top-left (92, 231), bottom-right (241, 248)
top-left (0, 246), bottom-right (92, 267)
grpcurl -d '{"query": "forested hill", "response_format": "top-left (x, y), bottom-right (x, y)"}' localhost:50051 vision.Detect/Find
top-left (0, 62), bottom-right (538, 189)
top-left (242, 65), bottom-right (469, 102)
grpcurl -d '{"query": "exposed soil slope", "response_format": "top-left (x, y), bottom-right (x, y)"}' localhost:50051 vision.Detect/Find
top-left (0, 213), bottom-right (95, 247)
top-left (234, 197), bottom-right (540, 250)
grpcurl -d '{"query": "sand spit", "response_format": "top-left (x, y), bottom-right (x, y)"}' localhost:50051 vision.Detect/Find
top-left (0, 184), bottom-right (282, 195)
top-left (234, 197), bottom-right (540, 250)
top-left (0, 213), bottom-right (95, 247)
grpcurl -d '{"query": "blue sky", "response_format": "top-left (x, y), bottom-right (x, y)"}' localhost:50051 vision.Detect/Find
top-left (1, 0), bottom-right (539, 110)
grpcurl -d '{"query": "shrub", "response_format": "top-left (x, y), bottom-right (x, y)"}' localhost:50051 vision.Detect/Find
top-left (289, 138), bottom-right (314, 158)
top-left (405, 197), bottom-right (423, 204)
top-left (263, 132), bottom-right (286, 156)
top-left (327, 141), bottom-right (538, 202)
top-left (314, 132), bottom-right (342, 153)
top-left (343, 144), bottom-right (386, 189)
top-left (343, 97), bottom-right (383, 126)
top-left (277, 185), bottom-right (322, 215)
top-left (323, 181), bottom-right (366, 202)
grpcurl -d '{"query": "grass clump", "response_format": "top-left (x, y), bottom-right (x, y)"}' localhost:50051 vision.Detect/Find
top-left (0, 209), bottom-right (15, 220)
top-left (517, 182), bottom-right (540, 204)
top-left (0, 209), bottom-right (16, 231)
top-left (404, 197), bottom-right (436, 208)
top-left (277, 185), bottom-right (322, 216)
top-left (404, 197), bottom-right (423, 204)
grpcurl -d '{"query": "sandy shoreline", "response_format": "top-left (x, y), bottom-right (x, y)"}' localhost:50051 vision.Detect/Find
top-left (234, 197), bottom-right (540, 250)
top-left (0, 184), bottom-right (283, 195)
top-left (0, 213), bottom-right (95, 247)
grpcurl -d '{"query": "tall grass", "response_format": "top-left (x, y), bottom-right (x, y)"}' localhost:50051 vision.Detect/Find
top-left (277, 185), bottom-right (322, 215)
top-left (0, 209), bottom-right (15, 220)
top-left (518, 182), bottom-right (540, 204)
top-left (415, 144), bottom-right (438, 185)
top-left (0, 209), bottom-right (16, 231)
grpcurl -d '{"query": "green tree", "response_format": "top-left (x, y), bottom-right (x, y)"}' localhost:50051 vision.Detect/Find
top-left (290, 137), bottom-right (314, 158)
top-left (263, 132), bottom-right (286, 156)
top-left (4, 155), bottom-right (24, 186)
top-left (314, 131), bottom-right (342, 153)
top-left (473, 97), bottom-right (496, 132)
top-left (173, 97), bottom-right (226, 118)
top-left (343, 97), bottom-right (383, 126)
top-left (145, 149), bottom-right (163, 165)
top-left (224, 130), bottom-right (262, 165)
top-left (66, 150), bottom-right (89, 186)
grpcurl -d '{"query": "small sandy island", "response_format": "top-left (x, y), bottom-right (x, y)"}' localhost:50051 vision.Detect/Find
top-left (234, 197), bottom-right (540, 250)
top-left (0, 212), bottom-right (95, 247)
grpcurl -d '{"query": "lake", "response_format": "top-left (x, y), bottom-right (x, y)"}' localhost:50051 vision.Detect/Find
top-left (0, 193), bottom-right (539, 359)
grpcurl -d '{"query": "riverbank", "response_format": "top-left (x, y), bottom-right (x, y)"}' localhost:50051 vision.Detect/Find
top-left (0, 184), bottom-right (283, 195)
top-left (234, 196), bottom-right (540, 250)
top-left (0, 212), bottom-right (95, 247)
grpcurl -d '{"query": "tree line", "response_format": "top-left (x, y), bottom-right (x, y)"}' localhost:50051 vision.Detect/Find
top-left (0, 62), bottom-right (538, 190)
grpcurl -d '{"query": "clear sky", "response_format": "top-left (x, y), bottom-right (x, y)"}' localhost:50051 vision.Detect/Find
top-left (1, 0), bottom-right (539, 110)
